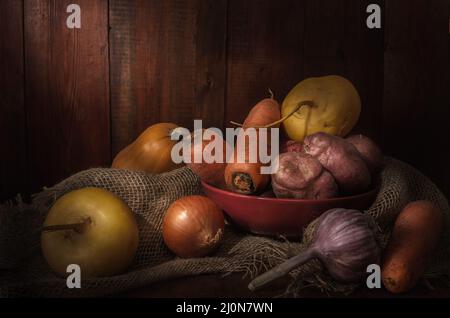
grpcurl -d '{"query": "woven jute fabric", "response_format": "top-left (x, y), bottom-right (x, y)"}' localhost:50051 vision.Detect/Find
top-left (0, 157), bottom-right (449, 297)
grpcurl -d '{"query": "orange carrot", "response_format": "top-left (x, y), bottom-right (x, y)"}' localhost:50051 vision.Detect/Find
top-left (381, 200), bottom-right (443, 293)
top-left (225, 157), bottom-right (270, 195)
top-left (243, 98), bottom-right (281, 128)
top-left (225, 97), bottom-right (280, 195)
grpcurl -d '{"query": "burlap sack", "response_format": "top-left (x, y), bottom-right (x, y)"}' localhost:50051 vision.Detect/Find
top-left (0, 157), bottom-right (449, 297)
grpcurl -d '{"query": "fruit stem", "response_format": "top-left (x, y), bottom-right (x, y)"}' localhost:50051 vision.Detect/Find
top-left (229, 100), bottom-right (314, 129)
top-left (302, 102), bottom-right (313, 138)
top-left (262, 100), bottom-right (314, 128)
top-left (42, 217), bottom-right (92, 234)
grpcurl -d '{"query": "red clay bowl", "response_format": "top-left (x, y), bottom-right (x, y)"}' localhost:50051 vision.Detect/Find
top-left (202, 181), bottom-right (379, 238)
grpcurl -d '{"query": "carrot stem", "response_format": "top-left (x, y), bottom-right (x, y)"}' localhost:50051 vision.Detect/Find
top-left (230, 121), bottom-right (243, 127)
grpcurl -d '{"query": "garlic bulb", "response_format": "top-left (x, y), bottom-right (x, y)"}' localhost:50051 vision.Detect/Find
top-left (248, 208), bottom-right (380, 291)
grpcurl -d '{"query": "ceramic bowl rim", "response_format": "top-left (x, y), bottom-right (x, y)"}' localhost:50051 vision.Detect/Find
top-left (201, 180), bottom-right (379, 204)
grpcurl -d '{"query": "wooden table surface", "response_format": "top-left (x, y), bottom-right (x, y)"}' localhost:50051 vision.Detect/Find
top-left (120, 273), bottom-right (450, 298)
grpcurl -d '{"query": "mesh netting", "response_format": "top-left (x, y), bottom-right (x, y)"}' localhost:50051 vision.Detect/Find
top-left (0, 157), bottom-right (449, 297)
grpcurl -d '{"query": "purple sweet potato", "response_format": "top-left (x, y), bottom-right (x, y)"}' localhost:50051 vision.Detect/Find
top-left (346, 134), bottom-right (383, 174)
top-left (280, 140), bottom-right (304, 153)
top-left (303, 132), bottom-right (371, 194)
top-left (272, 152), bottom-right (338, 199)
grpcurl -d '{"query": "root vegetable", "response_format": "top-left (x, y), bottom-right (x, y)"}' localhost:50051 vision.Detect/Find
top-left (381, 200), bottom-right (443, 294)
top-left (280, 140), bottom-right (304, 153)
top-left (271, 152), bottom-right (338, 199)
top-left (243, 98), bottom-right (281, 128)
top-left (303, 132), bottom-right (371, 194)
top-left (225, 159), bottom-right (270, 195)
top-left (346, 134), bottom-right (383, 174)
top-left (226, 97), bottom-right (281, 195)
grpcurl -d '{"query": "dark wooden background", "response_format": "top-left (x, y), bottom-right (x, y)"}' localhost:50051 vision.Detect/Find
top-left (1, 0), bottom-right (449, 200)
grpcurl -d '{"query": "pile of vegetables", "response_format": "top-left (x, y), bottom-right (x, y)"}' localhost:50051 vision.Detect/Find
top-left (109, 75), bottom-right (443, 294)
top-left (110, 75), bottom-right (380, 200)
top-left (188, 75), bottom-right (383, 200)
top-left (248, 200), bottom-right (443, 294)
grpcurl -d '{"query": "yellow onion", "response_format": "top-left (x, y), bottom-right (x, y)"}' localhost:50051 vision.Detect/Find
top-left (249, 208), bottom-right (380, 291)
top-left (162, 195), bottom-right (225, 258)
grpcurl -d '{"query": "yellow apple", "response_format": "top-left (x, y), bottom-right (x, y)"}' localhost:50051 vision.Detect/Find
top-left (282, 75), bottom-right (361, 141)
top-left (41, 187), bottom-right (139, 277)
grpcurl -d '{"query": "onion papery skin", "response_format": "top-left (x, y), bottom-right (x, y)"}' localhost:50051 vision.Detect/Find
top-left (162, 195), bottom-right (225, 258)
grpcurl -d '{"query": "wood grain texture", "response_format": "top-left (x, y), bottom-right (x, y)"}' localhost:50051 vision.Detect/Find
top-left (110, 0), bottom-right (228, 156)
top-left (24, 0), bottom-right (110, 192)
top-left (383, 0), bottom-right (450, 198)
top-left (110, 0), bottom-right (162, 156)
top-left (194, 0), bottom-right (228, 129)
top-left (226, 0), bottom-right (305, 127)
top-left (161, 0), bottom-right (197, 129)
top-left (1, 0), bottom-right (449, 201)
top-left (302, 0), bottom-right (385, 143)
top-left (0, 0), bottom-right (27, 200)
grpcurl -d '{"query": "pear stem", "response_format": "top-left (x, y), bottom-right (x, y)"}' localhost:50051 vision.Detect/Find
top-left (261, 100), bottom-right (314, 128)
top-left (229, 100), bottom-right (315, 129)
top-left (42, 217), bottom-right (91, 234)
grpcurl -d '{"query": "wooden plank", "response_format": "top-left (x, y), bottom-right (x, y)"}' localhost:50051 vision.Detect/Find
top-left (109, 0), bottom-right (162, 156)
top-left (110, 0), bottom-right (228, 156)
top-left (0, 0), bottom-right (27, 200)
top-left (109, 0), bottom-right (138, 157)
top-left (194, 0), bottom-right (228, 129)
top-left (161, 0), bottom-right (197, 130)
top-left (24, 0), bottom-right (110, 192)
top-left (226, 0), bottom-right (305, 128)
top-left (302, 0), bottom-right (385, 143)
top-left (383, 0), bottom-right (450, 198)
top-left (110, 0), bottom-right (195, 155)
